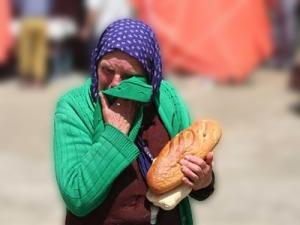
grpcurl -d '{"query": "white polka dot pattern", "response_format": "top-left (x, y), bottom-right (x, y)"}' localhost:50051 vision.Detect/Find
top-left (90, 18), bottom-right (163, 102)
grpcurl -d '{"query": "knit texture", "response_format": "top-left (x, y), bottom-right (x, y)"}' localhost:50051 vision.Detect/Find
top-left (53, 78), bottom-right (211, 225)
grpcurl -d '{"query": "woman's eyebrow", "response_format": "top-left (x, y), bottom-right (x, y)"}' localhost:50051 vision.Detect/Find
top-left (125, 68), bottom-right (143, 75)
top-left (124, 72), bottom-right (139, 77)
top-left (127, 71), bottom-right (138, 75)
top-left (100, 61), bottom-right (114, 70)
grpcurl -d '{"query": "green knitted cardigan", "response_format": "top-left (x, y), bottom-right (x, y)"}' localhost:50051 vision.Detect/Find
top-left (53, 78), bottom-right (206, 225)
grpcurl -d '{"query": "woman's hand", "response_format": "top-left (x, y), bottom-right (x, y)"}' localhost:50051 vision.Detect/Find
top-left (100, 93), bottom-right (138, 135)
top-left (179, 152), bottom-right (213, 191)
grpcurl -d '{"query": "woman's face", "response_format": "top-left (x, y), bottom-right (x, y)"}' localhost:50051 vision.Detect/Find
top-left (97, 51), bottom-right (145, 90)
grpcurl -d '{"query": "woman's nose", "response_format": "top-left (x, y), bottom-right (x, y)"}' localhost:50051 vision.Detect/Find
top-left (110, 74), bottom-right (122, 88)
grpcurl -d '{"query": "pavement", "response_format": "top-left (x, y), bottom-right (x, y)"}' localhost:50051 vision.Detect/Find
top-left (0, 69), bottom-right (299, 225)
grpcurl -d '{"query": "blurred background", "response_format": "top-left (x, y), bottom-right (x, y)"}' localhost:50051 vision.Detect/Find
top-left (0, 0), bottom-right (300, 224)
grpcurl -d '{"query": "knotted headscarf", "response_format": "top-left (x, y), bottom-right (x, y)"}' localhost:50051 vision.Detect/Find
top-left (90, 18), bottom-right (163, 102)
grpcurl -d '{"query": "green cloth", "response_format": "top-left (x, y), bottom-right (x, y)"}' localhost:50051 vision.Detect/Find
top-left (53, 78), bottom-right (205, 225)
top-left (102, 76), bottom-right (152, 103)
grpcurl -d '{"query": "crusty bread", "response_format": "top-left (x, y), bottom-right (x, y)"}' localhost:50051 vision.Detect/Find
top-left (146, 119), bottom-right (222, 194)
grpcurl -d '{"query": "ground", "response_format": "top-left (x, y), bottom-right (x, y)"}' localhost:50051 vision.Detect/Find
top-left (0, 69), bottom-right (299, 225)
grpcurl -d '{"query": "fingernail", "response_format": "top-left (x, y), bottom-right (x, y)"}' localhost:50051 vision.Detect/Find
top-left (184, 155), bottom-right (189, 160)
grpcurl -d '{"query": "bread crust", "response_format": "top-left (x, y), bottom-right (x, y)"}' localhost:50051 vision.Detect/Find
top-left (146, 119), bottom-right (222, 194)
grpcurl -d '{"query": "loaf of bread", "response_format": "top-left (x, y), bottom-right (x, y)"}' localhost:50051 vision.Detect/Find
top-left (146, 119), bottom-right (222, 210)
top-left (146, 119), bottom-right (222, 195)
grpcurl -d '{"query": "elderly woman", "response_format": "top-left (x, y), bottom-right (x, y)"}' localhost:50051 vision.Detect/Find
top-left (53, 19), bottom-right (215, 225)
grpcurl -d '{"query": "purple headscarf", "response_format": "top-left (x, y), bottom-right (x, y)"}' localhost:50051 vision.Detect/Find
top-left (90, 18), bottom-right (163, 102)
top-left (90, 19), bottom-right (164, 182)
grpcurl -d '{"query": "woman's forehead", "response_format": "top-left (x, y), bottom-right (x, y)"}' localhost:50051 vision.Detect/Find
top-left (100, 51), bottom-right (144, 71)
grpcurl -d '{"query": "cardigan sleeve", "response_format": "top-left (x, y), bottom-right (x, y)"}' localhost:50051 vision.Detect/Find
top-left (53, 96), bottom-right (140, 217)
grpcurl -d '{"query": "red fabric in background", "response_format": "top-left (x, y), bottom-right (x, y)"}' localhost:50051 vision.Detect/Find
top-left (0, 0), bottom-right (12, 64)
top-left (132, 0), bottom-right (273, 83)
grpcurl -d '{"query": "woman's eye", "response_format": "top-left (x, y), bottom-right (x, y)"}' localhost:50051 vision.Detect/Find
top-left (124, 74), bottom-right (134, 79)
top-left (102, 67), bottom-right (114, 75)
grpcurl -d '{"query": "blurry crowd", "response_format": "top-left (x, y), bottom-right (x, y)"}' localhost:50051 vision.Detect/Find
top-left (0, 0), bottom-right (300, 90)
top-left (268, 0), bottom-right (300, 94)
top-left (0, 0), bottom-right (135, 86)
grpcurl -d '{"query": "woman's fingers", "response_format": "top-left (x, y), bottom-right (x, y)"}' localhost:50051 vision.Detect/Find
top-left (99, 93), bottom-right (110, 121)
top-left (99, 92), bottom-right (109, 110)
top-left (205, 152), bottom-right (214, 166)
top-left (180, 158), bottom-right (204, 174)
top-left (111, 99), bottom-right (138, 123)
top-left (182, 177), bottom-right (194, 188)
top-left (180, 155), bottom-right (213, 190)
top-left (181, 165), bottom-right (201, 181)
top-left (183, 155), bottom-right (208, 170)
top-left (99, 95), bottom-right (138, 135)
